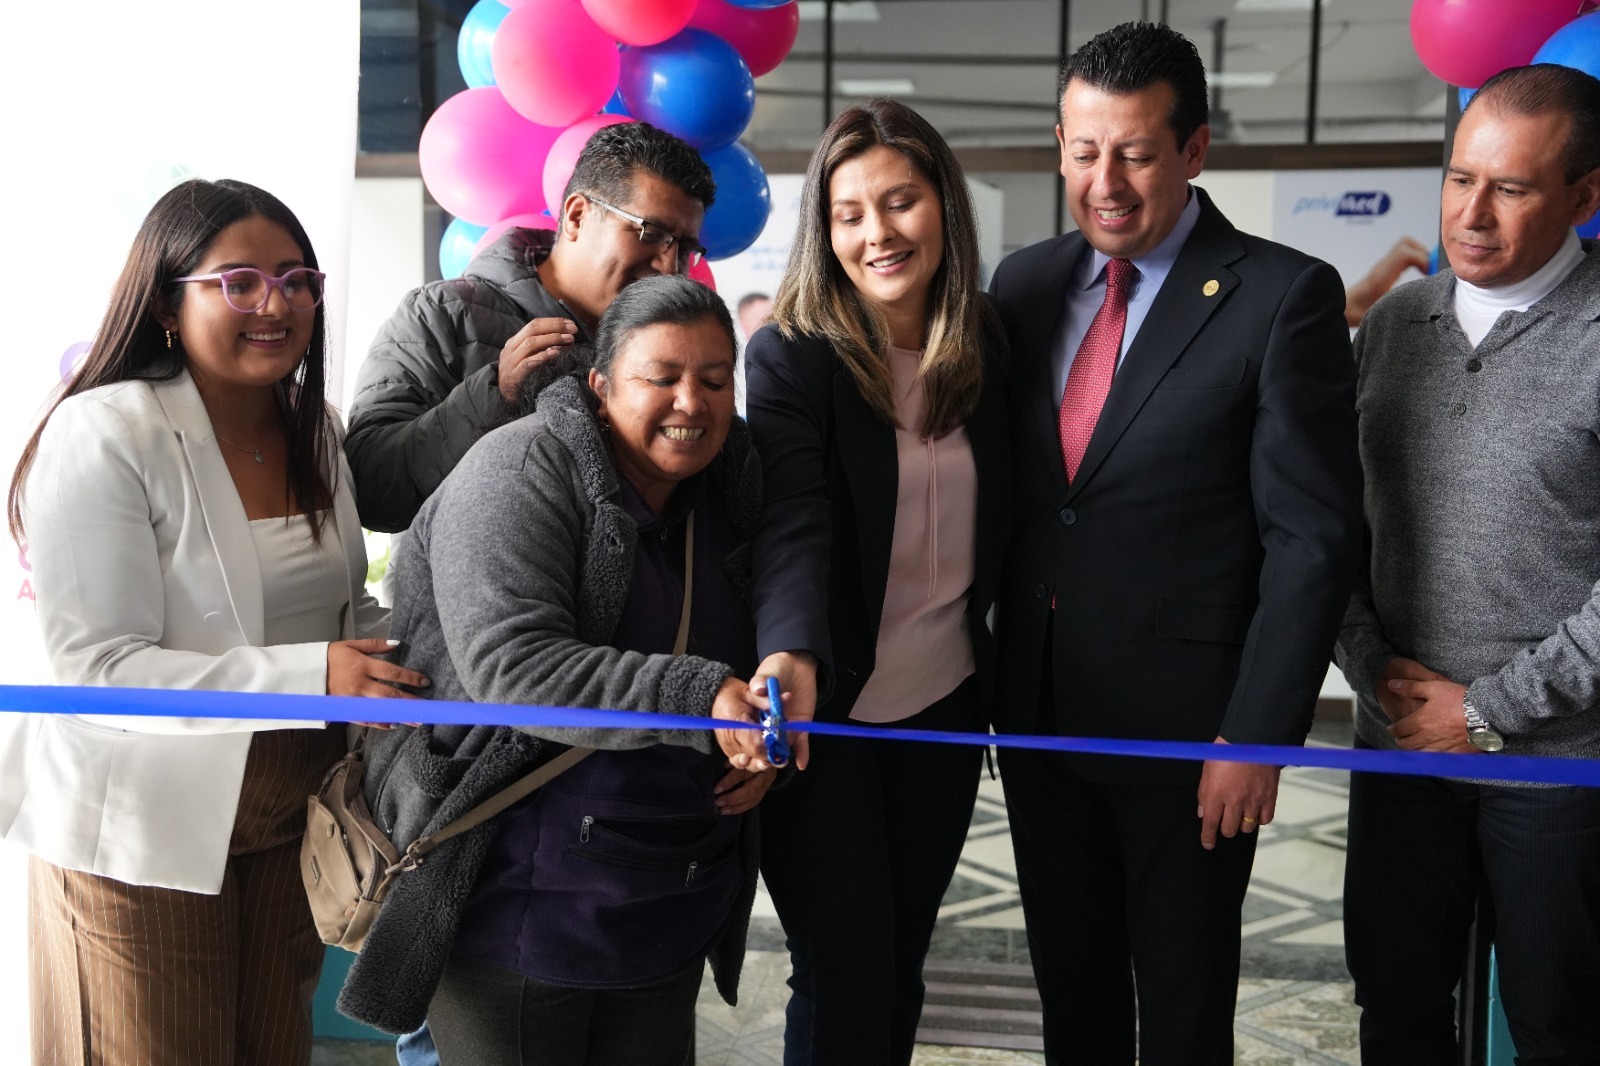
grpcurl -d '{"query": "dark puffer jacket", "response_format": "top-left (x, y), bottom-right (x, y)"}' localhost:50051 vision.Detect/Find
top-left (336, 374), bottom-right (764, 1035)
top-left (345, 228), bottom-right (585, 532)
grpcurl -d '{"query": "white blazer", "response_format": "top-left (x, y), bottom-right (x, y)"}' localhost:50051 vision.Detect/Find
top-left (0, 371), bottom-right (387, 893)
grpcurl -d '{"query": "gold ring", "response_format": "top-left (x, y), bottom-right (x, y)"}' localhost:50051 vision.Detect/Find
top-left (1241, 816), bottom-right (1257, 823)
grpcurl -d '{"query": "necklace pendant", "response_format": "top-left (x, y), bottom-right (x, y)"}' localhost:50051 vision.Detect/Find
top-left (253, 450), bottom-right (265, 465)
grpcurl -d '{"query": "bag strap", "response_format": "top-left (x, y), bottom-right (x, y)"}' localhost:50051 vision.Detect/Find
top-left (397, 511), bottom-right (696, 870)
top-left (673, 511), bottom-right (694, 657)
top-left (402, 744), bottom-right (594, 866)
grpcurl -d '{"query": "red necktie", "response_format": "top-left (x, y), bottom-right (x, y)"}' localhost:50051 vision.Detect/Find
top-left (1058, 257), bottom-right (1134, 483)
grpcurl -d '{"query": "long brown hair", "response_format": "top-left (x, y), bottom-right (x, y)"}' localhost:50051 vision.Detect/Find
top-left (8, 179), bottom-right (334, 543)
top-left (772, 98), bottom-right (997, 436)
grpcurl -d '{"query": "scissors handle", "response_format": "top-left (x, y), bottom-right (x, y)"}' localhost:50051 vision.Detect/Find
top-left (761, 676), bottom-right (791, 768)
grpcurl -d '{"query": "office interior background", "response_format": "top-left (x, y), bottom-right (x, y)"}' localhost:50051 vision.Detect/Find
top-left (0, 0), bottom-right (1528, 1060)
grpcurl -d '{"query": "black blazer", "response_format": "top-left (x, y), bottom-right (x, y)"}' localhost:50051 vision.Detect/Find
top-left (744, 321), bottom-right (1011, 724)
top-left (988, 189), bottom-right (1362, 783)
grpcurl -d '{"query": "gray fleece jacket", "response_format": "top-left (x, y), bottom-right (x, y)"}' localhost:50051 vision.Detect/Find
top-left (337, 373), bottom-right (763, 1033)
top-left (1337, 241), bottom-right (1600, 768)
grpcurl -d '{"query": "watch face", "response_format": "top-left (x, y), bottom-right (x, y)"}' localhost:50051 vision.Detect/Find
top-left (1469, 729), bottom-right (1505, 753)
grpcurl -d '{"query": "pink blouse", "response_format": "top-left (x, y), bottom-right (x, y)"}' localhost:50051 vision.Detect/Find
top-left (851, 347), bottom-right (978, 723)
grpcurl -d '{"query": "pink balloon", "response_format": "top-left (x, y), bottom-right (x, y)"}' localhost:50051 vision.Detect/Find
top-left (471, 212), bottom-right (560, 259)
top-left (543, 115), bottom-right (634, 219)
top-left (419, 88), bottom-right (563, 225)
top-left (688, 0), bottom-right (798, 78)
top-left (493, 0), bottom-right (620, 127)
top-left (689, 257), bottom-right (716, 292)
top-left (1410, 0), bottom-right (1585, 88)
top-left (582, 0), bottom-right (696, 45)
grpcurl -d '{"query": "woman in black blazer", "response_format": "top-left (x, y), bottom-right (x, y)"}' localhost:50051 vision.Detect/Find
top-left (744, 99), bottom-right (1010, 1065)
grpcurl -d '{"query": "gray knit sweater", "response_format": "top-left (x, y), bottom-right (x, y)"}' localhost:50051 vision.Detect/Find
top-left (1337, 241), bottom-right (1600, 767)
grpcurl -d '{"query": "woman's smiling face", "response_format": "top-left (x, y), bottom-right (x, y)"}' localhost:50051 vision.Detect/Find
top-left (828, 144), bottom-right (945, 344)
top-left (162, 214), bottom-right (316, 391)
top-left (589, 315), bottom-right (736, 513)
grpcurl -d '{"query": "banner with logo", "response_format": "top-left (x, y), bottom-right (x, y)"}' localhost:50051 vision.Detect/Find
top-left (1272, 168), bottom-right (1442, 291)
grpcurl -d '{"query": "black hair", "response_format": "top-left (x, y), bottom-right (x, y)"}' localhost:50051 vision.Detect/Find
top-left (10, 178), bottom-right (333, 543)
top-left (593, 274), bottom-right (735, 376)
top-left (514, 275), bottom-right (735, 414)
top-left (563, 121), bottom-right (717, 211)
top-left (1467, 64), bottom-right (1600, 183)
top-left (1059, 21), bottom-right (1210, 149)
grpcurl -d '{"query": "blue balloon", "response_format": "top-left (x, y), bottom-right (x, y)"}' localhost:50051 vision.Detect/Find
top-left (724, 0), bottom-right (793, 7)
top-left (618, 29), bottom-right (755, 151)
top-left (440, 217), bottom-right (488, 279)
top-left (1579, 214), bottom-right (1600, 240)
top-left (457, 0), bottom-right (508, 89)
top-left (1457, 85), bottom-right (1476, 111)
top-left (1532, 11), bottom-right (1600, 81)
top-left (602, 87), bottom-right (631, 117)
top-left (699, 142), bottom-right (771, 260)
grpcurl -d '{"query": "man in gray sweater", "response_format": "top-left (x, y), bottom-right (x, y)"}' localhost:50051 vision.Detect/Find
top-left (346, 122), bottom-right (714, 533)
top-left (1337, 64), bottom-right (1600, 1065)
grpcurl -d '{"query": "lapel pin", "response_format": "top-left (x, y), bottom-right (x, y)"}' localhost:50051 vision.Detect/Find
top-left (1203, 279), bottom-right (1220, 297)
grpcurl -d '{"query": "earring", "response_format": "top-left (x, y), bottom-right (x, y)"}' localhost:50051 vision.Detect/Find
top-left (165, 330), bottom-right (174, 350)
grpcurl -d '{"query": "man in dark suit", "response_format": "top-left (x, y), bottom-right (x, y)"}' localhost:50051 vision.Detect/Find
top-left (988, 21), bottom-right (1362, 1064)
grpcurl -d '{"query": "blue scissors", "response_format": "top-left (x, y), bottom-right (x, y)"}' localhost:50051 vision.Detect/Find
top-left (761, 676), bottom-right (792, 768)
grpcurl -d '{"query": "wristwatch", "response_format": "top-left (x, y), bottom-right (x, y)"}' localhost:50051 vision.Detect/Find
top-left (1462, 694), bottom-right (1504, 752)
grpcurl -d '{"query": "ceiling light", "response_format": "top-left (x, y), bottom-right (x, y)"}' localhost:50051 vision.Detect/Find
top-left (838, 78), bottom-right (915, 95)
top-left (798, 2), bottom-right (882, 22)
top-left (1235, 0), bottom-right (1318, 10)
top-left (1208, 71), bottom-right (1278, 89)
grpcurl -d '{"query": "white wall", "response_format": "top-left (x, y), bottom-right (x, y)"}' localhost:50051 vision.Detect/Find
top-left (0, 2), bottom-right (361, 1055)
top-left (1196, 171), bottom-right (1277, 244)
top-left (343, 179), bottom-right (428, 413)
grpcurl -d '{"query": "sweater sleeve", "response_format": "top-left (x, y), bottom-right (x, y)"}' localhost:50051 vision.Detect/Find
top-left (424, 432), bottom-right (731, 752)
top-left (1469, 573), bottom-right (1600, 733)
top-left (345, 287), bottom-right (513, 532)
top-left (1333, 325), bottom-right (1398, 702)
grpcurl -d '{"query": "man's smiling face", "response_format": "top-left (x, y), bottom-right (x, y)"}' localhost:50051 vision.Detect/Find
top-left (1057, 78), bottom-right (1209, 261)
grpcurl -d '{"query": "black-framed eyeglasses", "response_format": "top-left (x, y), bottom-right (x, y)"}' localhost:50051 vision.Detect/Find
top-left (585, 195), bottom-right (707, 272)
top-left (172, 266), bottom-right (326, 314)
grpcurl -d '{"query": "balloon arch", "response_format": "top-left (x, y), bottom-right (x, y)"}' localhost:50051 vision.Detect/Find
top-left (429, 0), bottom-right (799, 283)
top-left (1411, 0), bottom-right (1600, 239)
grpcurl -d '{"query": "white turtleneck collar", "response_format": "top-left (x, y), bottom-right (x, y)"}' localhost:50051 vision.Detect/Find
top-left (1452, 230), bottom-right (1584, 348)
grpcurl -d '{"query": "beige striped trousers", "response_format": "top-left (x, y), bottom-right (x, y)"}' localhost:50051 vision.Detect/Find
top-left (27, 726), bottom-right (345, 1066)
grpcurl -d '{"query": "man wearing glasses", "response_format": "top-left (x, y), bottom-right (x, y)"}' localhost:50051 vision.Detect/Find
top-left (347, 121), bottom-right (715, 534)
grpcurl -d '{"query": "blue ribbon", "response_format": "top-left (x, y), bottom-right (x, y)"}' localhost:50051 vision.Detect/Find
top-left (3, 683), bottom-right (1598, 787)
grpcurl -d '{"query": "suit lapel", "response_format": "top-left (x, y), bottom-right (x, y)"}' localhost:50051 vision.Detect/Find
top-left (331, 448), bottom-right (365, 639)
top-left (967, 362), bottom-right (1009, 598)
top-left (1067, 199), bottom-right (1244, 499)
top-left (1018, 234), bottom-right (1087, 497)
top-left (154, 373), bottom-right (266, 646)
top-left (834, 371), bottom-right (897, 639)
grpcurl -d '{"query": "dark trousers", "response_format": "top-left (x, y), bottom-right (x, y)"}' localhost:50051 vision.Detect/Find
top-left (759, 679), bottom-right (983, 1065)
top-left (1344, 768), bottom-right (1600, 1066)
top-left (427, 955), bottom-right (701, 1066)
top-left (1001, 747), bottom-right (1258, 1066)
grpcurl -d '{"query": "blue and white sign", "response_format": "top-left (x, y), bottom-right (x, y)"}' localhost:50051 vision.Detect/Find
top-left (1275, 168), bottom-right (1442, 292)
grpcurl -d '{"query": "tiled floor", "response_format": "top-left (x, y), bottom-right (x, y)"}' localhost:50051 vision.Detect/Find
top-left (316, 721), bottom-right (1360, 1065)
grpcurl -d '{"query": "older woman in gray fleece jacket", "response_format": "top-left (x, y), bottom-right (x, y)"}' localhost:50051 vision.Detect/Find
top-left (337, 276), bottom-right (778, 1065)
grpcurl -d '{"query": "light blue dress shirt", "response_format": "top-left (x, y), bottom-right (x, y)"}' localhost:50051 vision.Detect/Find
top-left (1049, 188), bottom-right (1203, 404)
